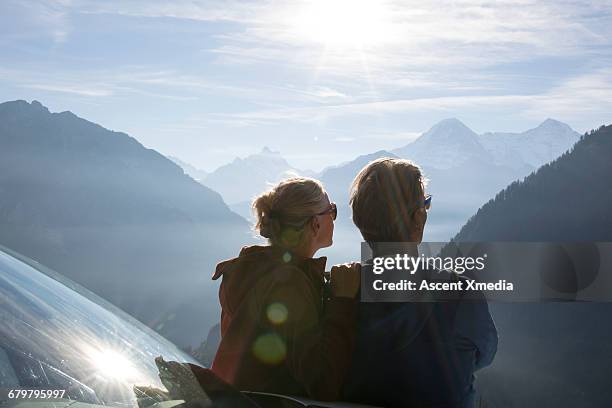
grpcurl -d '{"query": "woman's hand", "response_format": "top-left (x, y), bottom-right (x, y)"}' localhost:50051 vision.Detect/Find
top-left (133, 356), bottom-right (210, 406)
top-left (330, 262), bottom-right (361, 299)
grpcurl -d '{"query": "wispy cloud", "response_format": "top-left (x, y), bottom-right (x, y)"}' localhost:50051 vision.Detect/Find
top-left (24, 83), bottom-right (113, 97)
top-left (332, 136), bottom-right (355, 142)
top-left (1, 0), bottom-right (72, 44)
top-left (0, 67), bottom-right (259, 102)
top-left (204, 67), bottom-right (612, 129)
top-left (520, 67), bottom-right (612, 127)
top-left (75, 0), bottom-right (264, 24)
top-left (306, 87), bottom-right (348, 99)
top-left (204, 94), bottom-right (530, 125)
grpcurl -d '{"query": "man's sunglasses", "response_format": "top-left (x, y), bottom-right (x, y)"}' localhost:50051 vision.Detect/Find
top-left (316, 202), bottom-right (337, 221)
top-left (424, 194), bottom-right (432, 210)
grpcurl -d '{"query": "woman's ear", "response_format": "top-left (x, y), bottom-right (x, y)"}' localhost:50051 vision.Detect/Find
top-left (312, 217), bottom-right (320, 232)
top-left (306, 216), bottom-right (319, 237)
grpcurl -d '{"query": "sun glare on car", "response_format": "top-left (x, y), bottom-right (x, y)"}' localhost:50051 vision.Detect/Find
top-left (88, 347), bottom-right (140, 382)
top-left (291, 0), bottom-right (396, 48)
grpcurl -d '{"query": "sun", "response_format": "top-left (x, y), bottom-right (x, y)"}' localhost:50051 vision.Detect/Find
top-left (84, 345), bottom-right (141, 382)
top-left (291, 0), bottom-right (396, 48)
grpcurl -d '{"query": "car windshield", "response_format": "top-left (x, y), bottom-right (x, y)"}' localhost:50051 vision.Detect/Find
top-left (0, 247), bottom-right (200, 408)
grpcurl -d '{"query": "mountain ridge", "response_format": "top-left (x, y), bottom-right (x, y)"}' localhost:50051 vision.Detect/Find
top-left (0, 99), bottom-right (251, 347)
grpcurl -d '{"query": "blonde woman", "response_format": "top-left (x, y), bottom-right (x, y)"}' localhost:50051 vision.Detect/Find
top-left (211, 177), bottom-right (360, 401)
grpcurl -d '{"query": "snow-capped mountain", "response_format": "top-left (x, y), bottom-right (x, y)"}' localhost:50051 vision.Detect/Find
top-left (479, 119), bottom-right (581, 169)
top-left (392, 118), bottom-right (580, 172)
top-left (392, 118), bottom-right (491, 170)
top-left (315, 117), bottom-right (582, 253)
top-left (202, 147), bottom-right (309, 205)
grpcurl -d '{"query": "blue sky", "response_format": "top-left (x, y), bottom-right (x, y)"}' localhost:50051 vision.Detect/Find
top-left (1, 0), bottom-right (611, 171)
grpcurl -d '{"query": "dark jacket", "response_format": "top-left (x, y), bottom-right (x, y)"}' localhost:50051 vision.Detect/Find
top-left (343, 269), bottom-right (498, 408)
top-left (211, 245), bottom-right (357, 401)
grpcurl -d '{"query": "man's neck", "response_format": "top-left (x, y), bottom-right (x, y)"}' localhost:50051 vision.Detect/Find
top-left (370, 242), bottom-right (419, 258)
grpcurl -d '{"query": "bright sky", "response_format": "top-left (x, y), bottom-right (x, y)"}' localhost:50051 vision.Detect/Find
top-left (1, 0), bottom-right (611, 171)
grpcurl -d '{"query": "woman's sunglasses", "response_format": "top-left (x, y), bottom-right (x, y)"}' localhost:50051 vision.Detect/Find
top-left (316, 202), bottom-right (337, 221)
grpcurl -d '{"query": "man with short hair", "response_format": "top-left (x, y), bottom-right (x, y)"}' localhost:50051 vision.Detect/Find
top-left (342, 157), bottom-right (498, 408)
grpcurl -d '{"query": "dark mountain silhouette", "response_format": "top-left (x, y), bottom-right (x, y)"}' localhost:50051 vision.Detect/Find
top-left (189, 323), bottom-right (222, 367)
top-left (452, 124), bottom-right (612, 407)
top-left (0, 100), bottom-right (252, 347)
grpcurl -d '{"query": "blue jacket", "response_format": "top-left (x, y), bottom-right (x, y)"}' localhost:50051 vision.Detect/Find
top-left (343, 274), bottom-right (498, 408)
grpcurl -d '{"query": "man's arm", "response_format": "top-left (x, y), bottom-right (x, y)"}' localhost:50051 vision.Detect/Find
top-left (454, 298), bottom-right (498, 371)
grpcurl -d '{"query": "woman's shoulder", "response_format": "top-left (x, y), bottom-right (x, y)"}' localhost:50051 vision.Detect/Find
top-left (237, 244), bottom-right (269, 257)
top-left (212, 245), bottom-right (272, 279)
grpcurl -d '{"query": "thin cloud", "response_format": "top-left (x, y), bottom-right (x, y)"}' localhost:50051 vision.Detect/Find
top-left (206, 94), bottom-right (533, 125)
top-left (25, 83), bottom-right (113, 97)
top-left (206, 67), bottom-right (612, 127)
top-left (75, 0), bottom-right (264, 24)
top-left (332, 136), bottom-right (355, 143)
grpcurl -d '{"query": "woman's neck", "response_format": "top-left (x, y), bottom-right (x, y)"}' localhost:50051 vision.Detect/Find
top-left (291, 243), bottom-right (316, 259)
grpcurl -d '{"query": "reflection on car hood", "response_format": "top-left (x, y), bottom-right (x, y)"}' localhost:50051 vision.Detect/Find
top-left (0, 246), bottom-right (198, 408)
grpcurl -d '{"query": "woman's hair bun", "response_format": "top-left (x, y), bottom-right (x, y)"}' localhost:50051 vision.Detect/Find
top-left (252, 191), bottom-right (278, 239)
top-left (259, 212), bottom-right (281, 239)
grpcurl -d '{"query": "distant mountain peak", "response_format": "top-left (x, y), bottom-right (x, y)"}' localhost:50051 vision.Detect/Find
top-left (417, 118), bottom-right (481, 148)
top-left (391, 118), bottom-right (485, 170)
top-left (478, 119), bottom-right (580, 169)
top-left (436, 117), bottom-right (467, 127)
top-left (31, 100), bottom-right (48, 111)
top-left (229, 147), bottom-right (282, 164)
top-left (260, 146), bottom-right (279, 155)
top-left (0, 99), bottom-right (50, 115)
top-left (536, 118), bottom-right (572, 131)
top-left (204, 147), bottom-right (300, 204)
top-left (424, 118), bottom-right (477, 139)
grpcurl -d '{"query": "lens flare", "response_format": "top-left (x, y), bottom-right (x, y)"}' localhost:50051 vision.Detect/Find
top-left (252, 333), bottom-right (287, 365)
top-left (267, 302), bottom-right (289, 325)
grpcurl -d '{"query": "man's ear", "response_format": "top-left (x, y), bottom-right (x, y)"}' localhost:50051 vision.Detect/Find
top-left (412, 208), bottom-right (427, 231)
